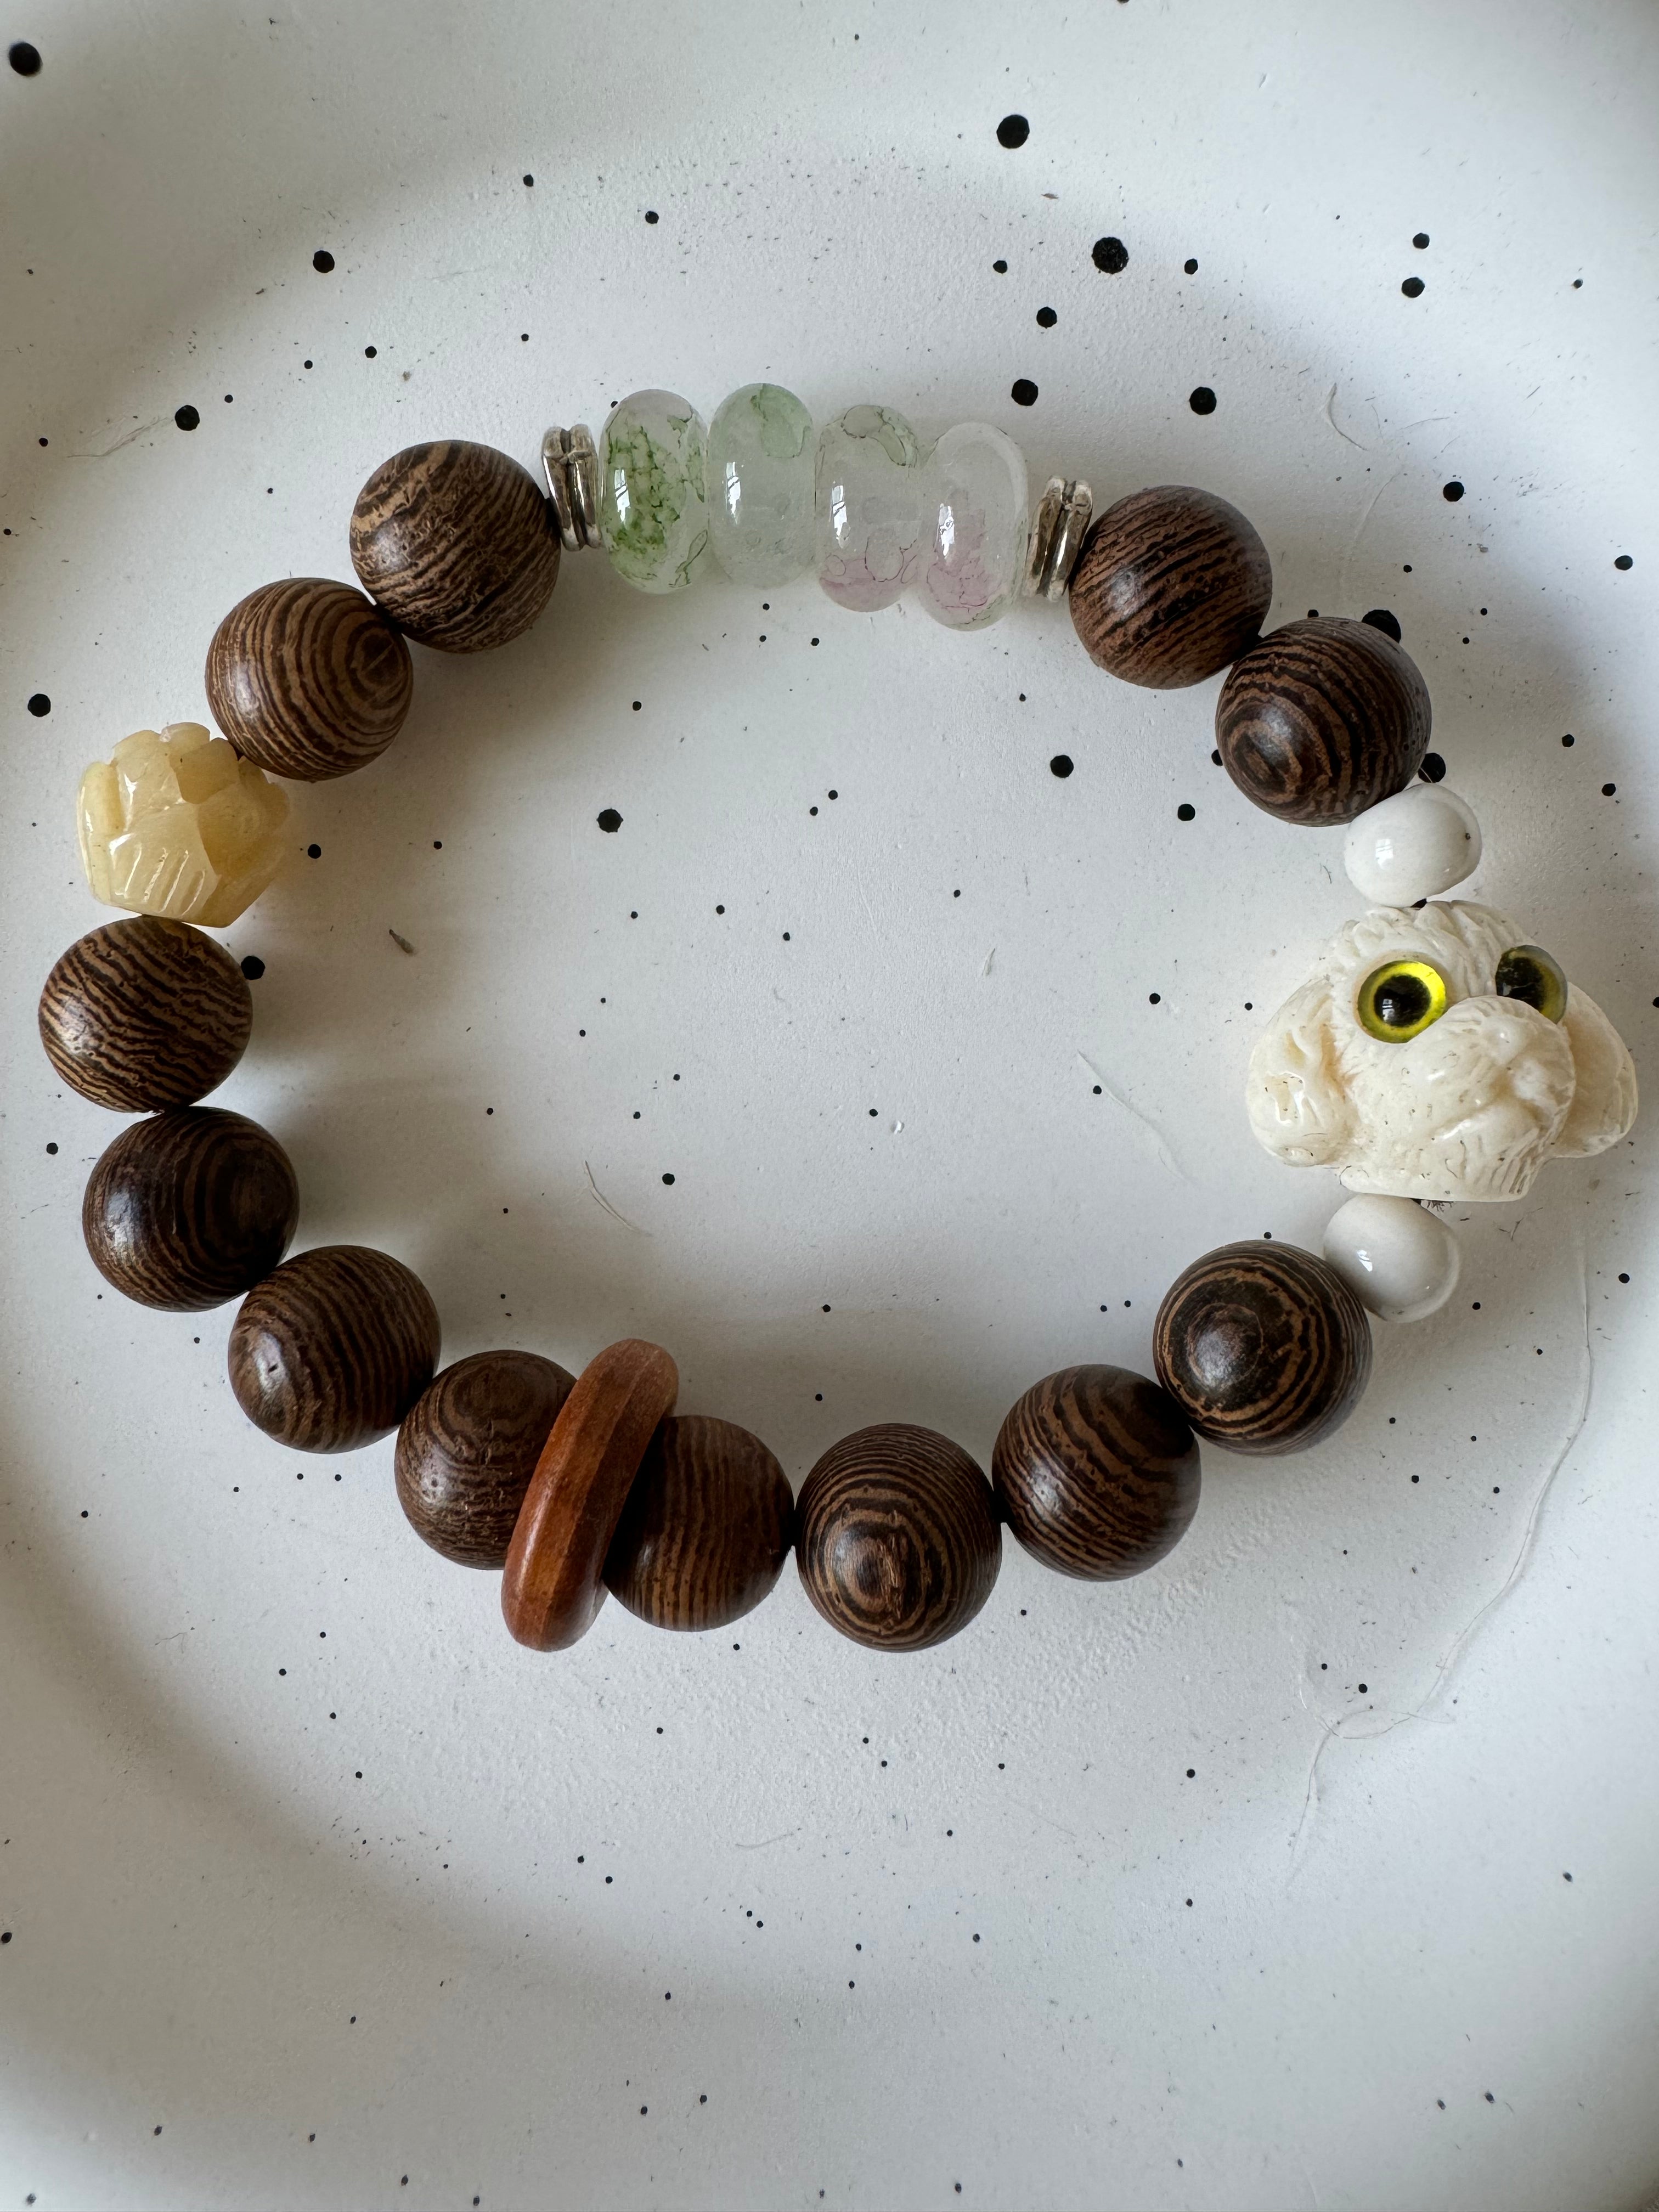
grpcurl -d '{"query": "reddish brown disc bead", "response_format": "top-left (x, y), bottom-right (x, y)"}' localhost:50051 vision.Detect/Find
top-left (1153, 1242), bottom-right (1372, 1455)
top-left (992, 1364), bottom-right (1200, 1580)
top-left (1215, 615), bottom-right (1431, 825)
top-left (502, 1339), bottom-right (679, 1651)
top-left (605, 1414), bottom-right (794, 1631)
top-left (795, 1423), bottom-right (1000, 1651)
top-left (206, 576), bottom-right (413, 781)
top-left (228, 1244), bottom-right (441, 1453)
top-left (395, 1350), bottom-right (577, 1568)
top-left (1068, 485), bottom-right (1272, 688)
top-left (39, 916), bottom-right (252, 1112)
top-left (82, 1106), bottom-right (298, 1311)
top-left (349, 439), bottom-right (561, 654)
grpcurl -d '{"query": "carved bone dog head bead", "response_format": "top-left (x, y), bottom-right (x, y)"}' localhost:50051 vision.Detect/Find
top-left (1246, 900), bottom-right (1637, 1203)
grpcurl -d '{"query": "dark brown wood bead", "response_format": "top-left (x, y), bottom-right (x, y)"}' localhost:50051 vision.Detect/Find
top-left (992, 1364), bottom-right (1200, 1580)
top-left (39, 916), bottom-right (252, 1111)
top-left (395, 1350), bottom-right (576, 1568)
top-left (1215, 616), bottom-right (1431, 825)
top-left (82, 1107), bottom-right (298, 1311)
top-left (205, 577), bottom-right (413, 781)
top-left (228, 1244), bottom-right (441, 1453)
top-left (795, 1424), bottom-right (1000, 1652)
top-left (1153, 1242), bottom-right (1372, 1455)
top-left (348, 440), bottom-right (560, 654)
top-left (604, 1415), bottom-right (794, 1631)
top-left (503, 1340), bottom-right (679, 1651)
top-left (1068, 485), bottom-right (1272, 688)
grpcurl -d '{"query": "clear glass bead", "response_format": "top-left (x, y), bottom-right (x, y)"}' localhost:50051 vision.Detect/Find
top-left (705, 384), bottom-right (816, 585)
top-left (816, 405), bottom-right (930, 613)
top-left (599, 389), bottom-right (710, 593)
top-left (917, 422), bottom-right (1030, 629)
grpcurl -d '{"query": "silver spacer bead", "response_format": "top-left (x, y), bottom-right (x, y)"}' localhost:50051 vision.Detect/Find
top-left (540, 424), bottom-right (603, 551)
top-left (1023, 476), bottom-right (1094, 601)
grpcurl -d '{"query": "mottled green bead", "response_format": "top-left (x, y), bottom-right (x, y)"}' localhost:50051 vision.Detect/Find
top-left (599, 390), bottom-right (710, 593)
top-left (705, 383), bottom-right (817, 585)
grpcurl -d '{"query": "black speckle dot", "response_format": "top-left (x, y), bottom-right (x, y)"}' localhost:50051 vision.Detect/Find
top-left (1361, 607), bottom-right (1402, 641)
top-left (8, 40), bottom-right (42, 74)
top-left (1092, 235), bottom-right (1128, 274)
top-left (1183, 256), bottom-right (1198, 274)
top-left (1011, 377), bottom-right (1039, 407)
top-left (644, 208), bottom-right (659, 224)
top-left (1035, 306), bottom-right (1057, 328)
top-left (1614, 554), bottom-right (1633, 571)
top-left (1188, 386), bottom-right (1217, 415)
top-left (174, 405), bottom-right (200, 432)
top-left (1484, 2092), bottom-right (1494, 2105)
top-left (45, 1142), bottom-right (57, 1155)
top-left (312, 249), bottom-right (335, 273)
top-left (306, 842), bottom-right (321, 859)
top-left (1049, 753), bottom-right (1073, 778)
top-left (1211, 748), bottom-right (1221, 765)
top-left (1561, 733), bottom-right (1575, 748)
top-left (364, 345), bottom-right (377, 359)
top-left (26, 692), bottom-right (50, 717)
top-left (1601, 782), bottom-right (1616, 796)
top-left (1618, 1272), bottom-right (1629, 1284)
top-left (1401, 276), bottom-right (1425, 298)
top-left (991, 258), bottom-right (1008, 274)
top-left (1413, 231), bottom-right (1430, 249)
top-left (1563, 1870), bottom-right (1573, 1881)
top-left (662, 1172), bottom-right (675, 1186)
top-left (523, 172), bottom-right (534, 186)
top-left (782, 930), bottom-right (791, 941)
top-left (1148, 991), bottom-right (1161, 1005)
top-left (597, 808), bottom-right (623, 833)
top-left (1418, 753), bottom-right (1446, 783)
top-left (996, 114), bottom-right (1029, 149)
top-left (240, 954), bottom-right (265, 980)
top-left (1443, 479), bottom-right (1465, 502)
top-left (1176, 802), bottom-right (1195, 822)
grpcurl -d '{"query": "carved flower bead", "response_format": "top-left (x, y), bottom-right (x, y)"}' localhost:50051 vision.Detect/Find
top-left (77, 722), bottom-right (290, 928)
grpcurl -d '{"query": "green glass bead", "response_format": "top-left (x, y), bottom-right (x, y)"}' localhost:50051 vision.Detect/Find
top-left (705, 383), bottom-right (817, 585)
top-left (599, 389), bottom-right (710, 593)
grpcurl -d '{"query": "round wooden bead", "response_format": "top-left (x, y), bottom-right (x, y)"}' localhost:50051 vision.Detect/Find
top-left (1153, 1242), bottom-right (1373, 1455)
top-left (1215, 616), bottom-right (1431, 825)
top-left (501, 1339), bottom-right (679, 1651)
top-left (395, 1350), bottom-right (576, 1568)
top-left (795, 1424), bottom-right (1000, 1652)
top-left (228, 1244), bottom-right (441, 1453)
top-left (205, 577), bottom-right (413, 781)
top-left (1068, 485), bottom-right (1272, 688)
top-left (605, 1414), bottom-right (794, 1631)
top-left (991, 1364), bottom-right (1200, 1580)
top-left (39, 916), bottom-right (252, 1111)
top-left (82, 1106), bottom-right (298, 1311)
top-left (349, 440), bottom-right (561, 654)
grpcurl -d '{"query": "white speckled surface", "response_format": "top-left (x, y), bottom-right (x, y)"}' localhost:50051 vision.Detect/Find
top-left (2, 3), bottom-right (1656, 2207)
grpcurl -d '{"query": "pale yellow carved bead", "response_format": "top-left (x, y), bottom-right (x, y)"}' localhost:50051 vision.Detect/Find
top-left (76, 723), bottom-right (290, 927)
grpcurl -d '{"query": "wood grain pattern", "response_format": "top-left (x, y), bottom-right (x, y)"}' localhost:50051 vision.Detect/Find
top-left (795, 1423), bottom-right (1001, 1651)
top-left (82, 1106), bottom-right (298, 1311)
top-left (228, 1243), bottom-right (441, 1453)
top-left (501, 1339), bottom-right (678, 1651)
top-left (1068, 485), bottom-right (1272, 688)
top-left (991, 1364), bottom-right (1201, 1580)
top-left (1215, 616), bottom-right (1431, 825)
top-left (39, 916), bottom-right (252, 1111)
top-left (349, 440), bottom-right (561, 653)
top-left (395, 1349), bottom-right (577, 1568)
top-left (604, 1414), bottom-right (794, 1631)
top-left (205, 576), bottom-right (413, 781)
top-left (1153, 1242), bottom-right (1372, 1455)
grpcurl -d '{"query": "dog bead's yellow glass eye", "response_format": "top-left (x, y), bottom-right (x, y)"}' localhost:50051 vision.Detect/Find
top-left (1494, 943), bottom-right (1568, 1023)
top-left (1356, 958), bottom-right (1449, 1041)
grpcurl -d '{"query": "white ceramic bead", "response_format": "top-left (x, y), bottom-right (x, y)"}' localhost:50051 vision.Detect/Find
top-left (1342, 785), bottom-right (1481, 906)
top-left (1321, 1193), bottom-right (1460, 1322)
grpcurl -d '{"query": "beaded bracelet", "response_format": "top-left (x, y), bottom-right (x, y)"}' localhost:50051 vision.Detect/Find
top-left (36, 389), bottom-right (1639, 1656)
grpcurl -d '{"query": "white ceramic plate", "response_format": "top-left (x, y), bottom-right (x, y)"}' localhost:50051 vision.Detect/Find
top-left (2, 3), bottom-right (1656, 2205)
